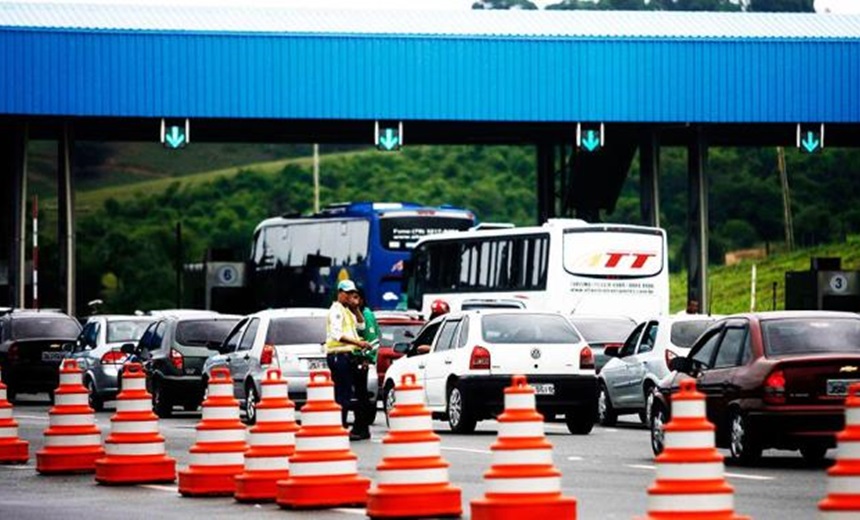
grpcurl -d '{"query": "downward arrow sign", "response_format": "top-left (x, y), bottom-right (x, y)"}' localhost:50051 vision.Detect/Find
top-left (582, 130), bottom-right (600, 152)
top-left (801, 131), bottom-right (820, 153)
top-left (165, 126), bottom-right (186, 149)
top-left (378, 128), bottom-right (400, 151)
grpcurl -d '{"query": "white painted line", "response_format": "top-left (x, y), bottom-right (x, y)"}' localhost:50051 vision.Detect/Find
top-left (139, 484), bottom-right (178, 493)
top-left (2, 465), bottom-right (35, 470)
top-left (567, 456), bottom-right (583, 461)
top-left (626, 464), bottom-right (774, 481)
top-left (602, 428), bottom-right (619, 433)
top-left (12, 415), bottom-right (49, 421)
top-left (441, 446), bottom-right (491, 455)
top-left (331, 508), bottom-right (367, 515)
top-left (627, 464), bottom-right (656, 470)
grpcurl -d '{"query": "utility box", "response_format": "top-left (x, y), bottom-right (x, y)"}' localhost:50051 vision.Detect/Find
top-left (785, 257), bottom-right (860, 312)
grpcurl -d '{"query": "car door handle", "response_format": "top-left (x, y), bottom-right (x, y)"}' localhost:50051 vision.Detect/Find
top-left (243, 354), bottom-right (250, 361)
top-left (418, 364), bottom-right (426, 369)
top-left (444, 359), bottom-right (453, 365)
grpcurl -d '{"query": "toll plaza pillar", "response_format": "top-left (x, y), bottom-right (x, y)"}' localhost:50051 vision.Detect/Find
top-left (687, 126), bottom-right (709, 315)
top-left (0, 123), bottom-right (28, 308)
top-left (639, 128), bottom-right (661, 228)
top-left (57, 123), bottom-right (75, 316)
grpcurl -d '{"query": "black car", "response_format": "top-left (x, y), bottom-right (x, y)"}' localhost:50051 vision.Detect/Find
top-left (134, 312), bottom-right (240, 417)
top-left (0, 308), bottom-right (82, 402)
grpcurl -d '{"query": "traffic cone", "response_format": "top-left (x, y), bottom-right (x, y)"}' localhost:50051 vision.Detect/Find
top-left (640, 379), bottom-right (747, 520)
top-left (178, 367), bottom-right (247, 496)
top-left (820, 382), bottom-right (860, 517)
top-left (0, 367), bottom-right (28, 464)
top-left (368, 373), bottom-right (461, 519)
top-left (234, 368), bottom-right (298, 503)
top-left (470, 375), bottom-right (576, 520)
top-left (36, 359), bottom-right (104, 474)
top-left (276, 369), bottom-right (370, 509)
top-left (95, 362), bottom-right (176, 484)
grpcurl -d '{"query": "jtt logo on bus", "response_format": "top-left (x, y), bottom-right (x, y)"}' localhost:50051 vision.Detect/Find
top-left (600, 252), bottom-right (656, 269)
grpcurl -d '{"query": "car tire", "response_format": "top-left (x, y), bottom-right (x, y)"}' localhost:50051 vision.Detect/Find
top-left (800, 444), bottom-right (828, 464)
top-left (47, 390), bottom-right (55, 405)
top-left (729, 409), bottom-right (762, 465)
top-left (650, 402), bottom-right (668, 456)
top-left (383, 382), bottom-right (396, 427)
top-left (245, 384), bottom-right (259, 425)
top-left (5, 386), bottom-right (16, 404)
top-left (152, 381), bottom-right (173, 418)
top-left (597, 383), bottom-right (617, 427)
top-left (565, 409), bottom-right (594, 435)
top-left (183, 403), bottom-right (199, 412)
top-left (447, 383), bottom-right (477, 434)
top-left (85, 378), bottom-right (104, 412)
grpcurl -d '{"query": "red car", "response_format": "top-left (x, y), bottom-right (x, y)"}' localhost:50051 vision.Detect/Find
top-left (649, 311), bottom-right (860, 464)
top-left (374, 311), bottom-right (425, 390)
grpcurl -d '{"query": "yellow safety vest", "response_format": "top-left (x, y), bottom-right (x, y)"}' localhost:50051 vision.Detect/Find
top-left (325, 302), bottom-right (359, 354)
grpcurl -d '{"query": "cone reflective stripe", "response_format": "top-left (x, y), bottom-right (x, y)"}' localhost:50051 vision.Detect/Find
top-left (36, 359), bottom-right (104, 474)
top-left (235, 368), bottom-right (298, 503)
top-left (95, 363), bottom-right (175, 484)
top-left (368, 373), bottom-right (461, 519)
top-left (277, 369), bottom-right (370, 509)
top-left (0, 367), bottom-right (28, 464)
top-left (641, 379), bottom-right (748, 520)
top-left (820, 382), bottom-right (860, 518)
top-left (179, 367), bottom-right (247, 496)
top-left (471, 375), bottom-right (576, 520)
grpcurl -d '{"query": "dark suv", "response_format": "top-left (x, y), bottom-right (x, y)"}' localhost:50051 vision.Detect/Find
top-left (135, 312), bottom-right (240, 417)
top-left (0, 309), bottom-right (82, 402)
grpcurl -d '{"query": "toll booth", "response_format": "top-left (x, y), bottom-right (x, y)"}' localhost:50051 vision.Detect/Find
top-left (785, 257), bottom-right (860, 312)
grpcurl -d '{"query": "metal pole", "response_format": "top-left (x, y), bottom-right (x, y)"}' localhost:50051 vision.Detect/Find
top-left (15, 125), bottom-right (29, 309)
top-left (776, 147), bottom-right (794, 251)
top-left (175, 221), bottom-right (182, 308)
top-left (749, 264), bottom-right (756, 313)
top-left (313, 144), bottom-right (320, 213)
top-left (32, 195), bottom-right (38, 310)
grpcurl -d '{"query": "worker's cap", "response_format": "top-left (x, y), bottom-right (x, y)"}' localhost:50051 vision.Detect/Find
top-left (337, 280), bottom-right (358, 293)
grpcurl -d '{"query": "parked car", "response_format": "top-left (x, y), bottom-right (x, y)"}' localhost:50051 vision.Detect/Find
top-left (568, 314), bottom-right (637, 374)
top-left (0, 308), bottom-right (82, 402)
top-left (649, 311), bottom-right (860, 464)
top-left (135, 312), bottom-right (240, 417)
top-left (598, 313), bottom-right (717, 426)
top-left (203, 308), bottom-right (379, 424)
top-left (374, 311), bottom-right (425, 390)
top-left (383, 310), bottom-right (597, 435)
top-left (66, 314), bottom-right (157, 410)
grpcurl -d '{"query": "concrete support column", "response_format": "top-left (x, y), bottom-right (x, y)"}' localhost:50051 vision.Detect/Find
top-left (536, 143), bottom-right (555, 225)
top-left (0, 124), bottom-right (29, 308)
top-left (639, 129), bottom-right (661, 227)
top-left (687, 127), bottom-right (709, 315)
top-left (57, 124), bottom-right (75, 316)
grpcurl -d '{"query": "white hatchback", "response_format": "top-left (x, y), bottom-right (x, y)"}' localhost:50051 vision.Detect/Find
top-left (384, 309), bottom-right (597, 434)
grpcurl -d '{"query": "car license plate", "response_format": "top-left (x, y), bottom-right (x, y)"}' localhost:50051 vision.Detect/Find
top-left (827, 379), bottom-right (859, 396)
top-left (307, 358), bottom-right (327, 371)
top-left (533, 383), bottom-right (555, 396)
top-left (41, 351), bottom-right (65, 362)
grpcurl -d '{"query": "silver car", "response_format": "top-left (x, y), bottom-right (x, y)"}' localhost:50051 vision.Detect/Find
top-left (204, 308), bottom-right (378, 424)
top-left (67, 314), bottom-right (157, 410)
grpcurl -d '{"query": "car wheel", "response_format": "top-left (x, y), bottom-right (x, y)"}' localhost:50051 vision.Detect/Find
top-left (47, 390), bottom-right (55, 405)
top-left (383, 382), bottom-right (396, 427)
top-left (650, 402), bottom-right (667, 456)
top-left (245, 385), bottom-right (259, 425)
top-left (729, 409), bottom-right (762, 465)
top-left (183, 403), bottom-right (199, 412)
top-left (152, 381), bottom-right (173, 418)
top-left (447, 384), bottom-right (477, 434)
top-left (597, 383), bottom-right (617, 427)
top-left (85, 378), bottom-right (104, 412)
top-left (643, 389), bottom-right (656, 426)
top-left (800, 444), bottom-right (828, 464)
top-left (565, 409), bottom-right (594, 435)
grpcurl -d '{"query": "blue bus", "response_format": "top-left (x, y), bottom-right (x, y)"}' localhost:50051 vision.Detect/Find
top-left (248, 202), bottom-right (476, 310)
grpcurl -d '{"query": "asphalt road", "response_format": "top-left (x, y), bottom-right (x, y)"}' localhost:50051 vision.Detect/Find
top-left (1, 397), bottom-right (831, 519)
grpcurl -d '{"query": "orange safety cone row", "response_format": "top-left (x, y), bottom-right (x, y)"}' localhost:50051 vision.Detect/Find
top-left (179, 367), bottom-right (247, 496)
top-left (0, 367), bottom-right (28, 464)
top-left (95, 363), bottom-right (176, 484)
top-left (641, 379), bottom-right (747, 520)
top-left (277, 369), bottom-right (370, 509)
top-left (820, 382), bottom-right (860, 517)
top-left (470, 375), bottom-right (576, 520)
top-left (36, 359), bottom-right (104, 474)
top-left (235, 368), bottom-right (299, 503)
top-left (368, 373), bottom-right (461, 519)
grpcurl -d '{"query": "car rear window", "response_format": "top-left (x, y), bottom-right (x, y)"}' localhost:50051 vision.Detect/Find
top-left (762, 317), bottom-right (860, 357)
top-left (379, 323), bottom-right (423, 346)
top-left (266, 317), bottom-right (326, 345)
top-left (670, 319), bottom-right (715, 348)
top-left (12, 317), bottom-right (80, 339)
top-left (107, 320), bottom-right (154, 343)
top-left (176, 319), bottom-right (239, 347)
top-left (482, 314), bottom-right (581, 344)
top-left (568, 318), bottom-right (635, 342)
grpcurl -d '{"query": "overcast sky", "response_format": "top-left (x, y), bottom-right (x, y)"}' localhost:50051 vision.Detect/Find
top-left (5, 0), bottom-right (860, 12)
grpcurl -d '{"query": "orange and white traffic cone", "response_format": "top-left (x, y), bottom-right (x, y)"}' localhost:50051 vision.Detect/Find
top-left (0, 367), bottom-right (28, 464)
top-left (179, 367), bottom-right (247, 496)
top-left (368, 373), bottom-right (461, 519)
top-left (820, 382), bottom-right (860, 518)
top-left (95, 363), bottom-right (176, 484)
top-left (36, 359), bottom-right (104, 474)
top-left (276, 369), bottom-right (370, 509)
top-left (641, 379), bottom-right (747, 520)
top-left (234, 368), bottom-right (298, 503)
top-left (470, 375), bottom-right (576, 520)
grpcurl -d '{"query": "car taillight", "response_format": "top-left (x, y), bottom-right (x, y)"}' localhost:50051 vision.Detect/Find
top-left (763, 369), bottom-right (786, 405)
top-left (8, 343), bottom-right (19, 363)
top-left (665, 349), bottom-right (678, 370)
top-left (469, 346), bottom-right (491, 370)
top-left (100, 350), bottom-right (128, 365)
top-left (261, 344), bottom-right (275, 366)
top-left (579, 345), bottom-right (594, 370)
top-left (169, 349), bottom-right (183, 371)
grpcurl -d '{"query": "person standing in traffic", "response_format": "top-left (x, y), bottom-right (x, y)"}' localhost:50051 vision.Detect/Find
top-left (348, 287), bottom-right (379, 440)
top-left (325, 280), bottom-right (371, 432)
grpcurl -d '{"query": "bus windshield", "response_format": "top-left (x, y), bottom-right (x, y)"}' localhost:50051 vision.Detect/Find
top-left (380, 215), bottom-right (474, 251)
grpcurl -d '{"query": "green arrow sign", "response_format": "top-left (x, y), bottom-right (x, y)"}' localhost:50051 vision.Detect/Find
top-left (165, 126), bottom-right (187, 149)
top-left (375, 121), bottom-right (403, 152)
top-left (797, 123), bottom-right (824, 154)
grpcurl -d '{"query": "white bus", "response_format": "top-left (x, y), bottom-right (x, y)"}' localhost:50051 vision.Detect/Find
top-left (404, 219), bottom-right (669, 322)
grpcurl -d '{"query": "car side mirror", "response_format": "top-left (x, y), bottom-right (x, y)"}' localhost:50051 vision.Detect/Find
top-left (393, 342), bottom-right (410, 355)
top-left (120, 343), bottom-right (136, 355)
top-left (669, 356), bottom-right (693, 374)
top-left (603, 345), bottom-right (621, 358)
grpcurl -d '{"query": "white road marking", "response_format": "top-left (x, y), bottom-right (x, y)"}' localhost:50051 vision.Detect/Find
top-left (567, 456), bottom-right (583, 461)
top-left (602, 428), bottom-right (619, 433)
top-left (627, 464), bottom-right (656, 470)
top-left (441, 446), bottom-right (492, 455)
top-left (2, 465), bottom-right (35, 470)
top-left (12, 415), bottom-right (49, 421)
top-left (626, 464), bottom-right (774, 481)
top-left (331, 508), bottom-right (367, 515)
top-left (139, 484), bottom-right (178, 492)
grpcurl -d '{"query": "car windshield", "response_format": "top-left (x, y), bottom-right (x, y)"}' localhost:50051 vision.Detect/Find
top-left (482, 314), bottom-right (581, 344)
top-left (569, 317), bottom-right (635, 342)
top-left (106, 319), bottom-right (154, 343)
top-left (11, 317), bottom-right (80, 339)
top-left (762, 317), bottom-right (860, 357)
top-left (266, 317), bottom-right (326, 345)
top-left (379, 323), bottom-right (423, 346)
top-left (176, 319), bottom-right (239, 347)
top-left (670, 319), bottom-right (715, 348)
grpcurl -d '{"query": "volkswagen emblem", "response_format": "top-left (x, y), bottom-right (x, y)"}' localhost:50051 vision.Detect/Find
top-left (530, 348), bottom-right (541, 360)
